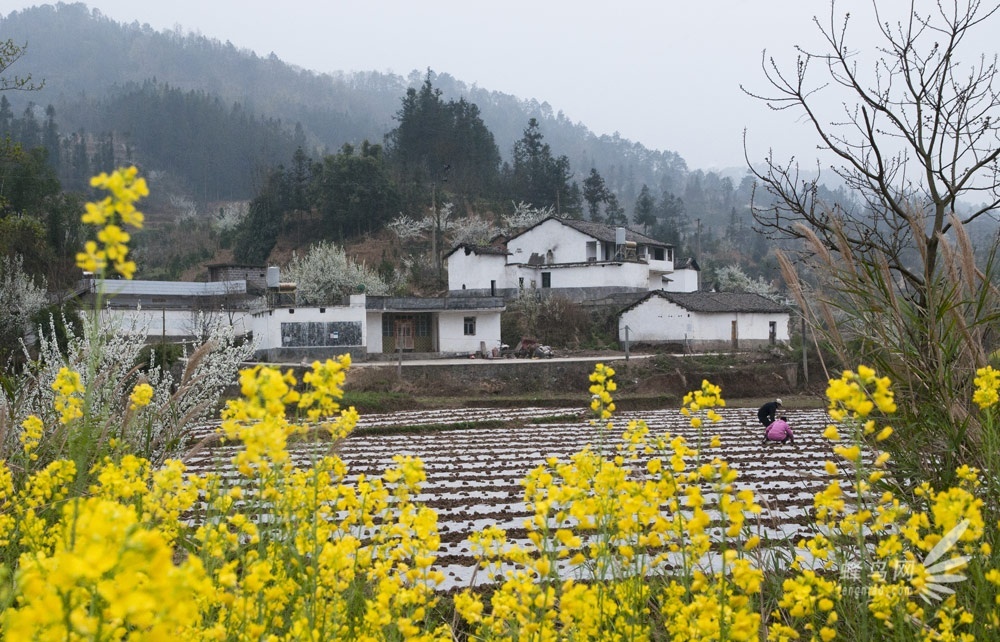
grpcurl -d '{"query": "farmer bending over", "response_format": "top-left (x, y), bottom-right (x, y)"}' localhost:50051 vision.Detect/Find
top-left (763, 416), bottom-right (794, 445)
top-left (757, 398), bottom-right (782, 426)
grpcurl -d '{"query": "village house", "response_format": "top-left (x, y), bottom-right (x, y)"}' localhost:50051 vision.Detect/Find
top-left (446, 216), bottom-right (700, 301)
top-left (82, 276), bottom-right (258, 341)
top-left (85, 266), bottom-right (505, 362)
top-left (617, 291), bottom-right (791, 352)
top-left (251, 295), bottom-right (505, 362)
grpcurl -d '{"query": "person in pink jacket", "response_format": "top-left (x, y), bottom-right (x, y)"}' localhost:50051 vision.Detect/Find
top-left (763, 416), bottom-right (794, 444)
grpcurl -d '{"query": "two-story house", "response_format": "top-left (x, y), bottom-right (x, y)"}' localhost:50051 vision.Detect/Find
top-left (446, 216), bottom-right (700, 300)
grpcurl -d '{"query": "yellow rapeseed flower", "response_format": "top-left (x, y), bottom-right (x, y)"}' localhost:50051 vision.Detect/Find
top-left (129, 382), bottom-right (154, 409)
top-left (19, 415), bottom-right (45, 460)
top-left (973, 365), bottom-right (1000, 410)
top-left (77, 166), bottom-right (147, 279)
top-left (52, 366), bottom-right (85, 425)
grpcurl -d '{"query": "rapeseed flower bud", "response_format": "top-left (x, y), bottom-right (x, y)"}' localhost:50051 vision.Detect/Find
top-left (76, 167), bottom-right (147, 279)
top-left (973, 365), bottom-right (1000, 409)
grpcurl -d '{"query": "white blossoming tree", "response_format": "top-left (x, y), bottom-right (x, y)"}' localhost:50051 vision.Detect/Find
top-left (502, 202), bottom-right (553, 234)
top-left (0, 255), bottom-right (47, 362)
top-left (713, 264), bottom-right (779, 300)
top-left (4, 312), bottom-right (257, 464)
top-left (285, 241), bottom-right (396, 305)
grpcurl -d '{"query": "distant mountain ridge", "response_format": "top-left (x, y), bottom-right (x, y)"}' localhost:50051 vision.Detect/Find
top-left (0, 2), bottom-right (690, 206)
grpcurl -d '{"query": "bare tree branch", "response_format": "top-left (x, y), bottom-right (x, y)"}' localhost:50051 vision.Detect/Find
top-left (742, 0), bottom-right (1000, 305)
top-left (0, 40), bottom-right (43, 92)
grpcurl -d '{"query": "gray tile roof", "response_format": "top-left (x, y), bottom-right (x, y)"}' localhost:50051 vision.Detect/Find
top-left (97, 280), bottom-right (247, 297)
top-left (366, 296), bottom-right (505, 311)
top-left (558, 218), bottom-right (670, 248)
top-left (621, 291), bottom-right (789, 314)
top-left (444, 243), bottom-right (510, 258)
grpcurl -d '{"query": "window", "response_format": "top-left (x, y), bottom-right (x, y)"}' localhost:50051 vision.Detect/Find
top-left (415, 314), bottom-right (430, 336)
top-left (464, 316), bottom-right (476, 336)
top-left (541, 272), bottom-right (551, 288)
top-left (653, 247), bottom-right (665, 261)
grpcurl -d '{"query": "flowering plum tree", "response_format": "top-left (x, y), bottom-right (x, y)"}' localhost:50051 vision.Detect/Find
top-left (285, 240), bottom-right (395, 305)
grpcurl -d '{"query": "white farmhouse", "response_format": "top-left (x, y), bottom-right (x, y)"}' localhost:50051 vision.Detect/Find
top-left (446, 216), bottom-right (700, 300)
top-left (83, 275), bottom-right (504, 362)
top-left (618, 291), bottom-right (791, 352)
top-left (85, 278), bottom-right (256, 340)
top-left (250, 295), bottom-right (368, 362)
top-left (252, 295), bottom-right (504, 361)
top-left (363, 296), bottom-right (504, 357)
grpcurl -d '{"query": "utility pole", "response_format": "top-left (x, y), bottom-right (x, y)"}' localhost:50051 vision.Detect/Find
top-left (431, 163), bottom-right (451, 281)
top-left (801, 314), bottom-right (809, 386)
top-left (430, 181), bottom-right (438, 277)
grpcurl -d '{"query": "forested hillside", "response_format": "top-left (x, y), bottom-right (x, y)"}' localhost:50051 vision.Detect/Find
top-left (1, 1), bottom-right (805, 287)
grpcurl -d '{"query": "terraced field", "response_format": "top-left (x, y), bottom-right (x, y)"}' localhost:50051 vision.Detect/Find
top-left (183, 405), bottom-right (848, 590)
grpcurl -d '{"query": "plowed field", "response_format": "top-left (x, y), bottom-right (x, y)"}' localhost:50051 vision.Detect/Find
top-left (183, 406), bottom-right (848, 590)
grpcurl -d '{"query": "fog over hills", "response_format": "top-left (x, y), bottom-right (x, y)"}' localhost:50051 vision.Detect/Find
top-left (2, 3), bottom-right (699, 204)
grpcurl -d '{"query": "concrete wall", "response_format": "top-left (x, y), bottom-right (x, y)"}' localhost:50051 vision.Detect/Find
top-left (358, 358), bottom-right (607, 397)
top-left (507, 218), bottom-right (596, 263)
top-left (447, 251), bottom-right (508, 293)
top-left (366, 312), bottom-right (384, 354)
top-left (99, 308), bottom-right (252, 340)
top-left (208, 265), bottom-right (268, 292)
top-left (348, 358), bottom-right (800, 399)
top-left (252, 296), bottom-right (367, 360)
top-left (506, 261), bottom-right (652, 292)
top-left (661, 268), bottom-right (700, 293)
top-left (437, 310), bottom-right (502, 354)
top-left (619, 297), bottom-right (790, 350)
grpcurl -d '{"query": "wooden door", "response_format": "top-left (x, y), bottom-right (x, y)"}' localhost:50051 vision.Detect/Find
top-left (395, 319), bottom-right (415, 350)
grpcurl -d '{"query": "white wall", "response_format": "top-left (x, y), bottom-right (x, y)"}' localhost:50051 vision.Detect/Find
top-left (619, 297), bottom-right (790, 346)
top-left (251, 296), bottom-right (367, 351)
top-left (99, 308), bottom-right (252, 339)
top-left (661, 268), bottom-right (700, 293)
top-left (366, 312), bottom-right (383, 353)
top-left (447, 250), bottom-right (508, 292)
top-left (507, 219), bottom-right (595, 263)
top-left (437, 311), bottom-right (502, 353)
top-left (619, 298), bottom-right (692, 342)
top-left (510, 261), bottom-right (651, 291)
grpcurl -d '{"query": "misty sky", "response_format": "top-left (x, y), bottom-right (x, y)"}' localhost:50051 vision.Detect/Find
top-left (5, 1), bottom-right (997, 171)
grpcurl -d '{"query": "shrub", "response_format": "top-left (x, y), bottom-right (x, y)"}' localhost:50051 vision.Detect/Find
top-left (136, 341), bottom-right (184, 372)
